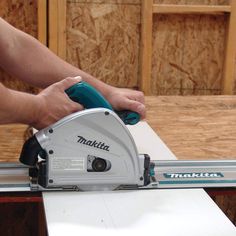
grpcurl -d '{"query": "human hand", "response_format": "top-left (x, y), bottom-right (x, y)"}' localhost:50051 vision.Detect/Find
top-left (32, 77), bottom-right (83, 129)
top-left (105, 87), bottom-right (146, 119)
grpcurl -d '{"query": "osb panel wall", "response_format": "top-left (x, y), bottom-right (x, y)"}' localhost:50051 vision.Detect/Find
top-left (152, 14), bottom-right (227, 95)
top-left (0, 0), bottom-right (38, 93)
top-left (66, 0), bottom-right (234, 94)
top-left (68, 0), bottom-right (230, 5)
top-left (0, 0), bottom-right (38, 162)
top-left (66, 0), bottom-right (141, 88)
top-left (154, 0), bottom-right (229, 4)
top-left (151, 0), bottom-right (229, 95)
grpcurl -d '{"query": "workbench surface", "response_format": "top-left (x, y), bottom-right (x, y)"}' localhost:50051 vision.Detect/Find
top-left (1, 95), bottom-right (236, 162)
top-left (2, 95), bottom-right (236, 162)
top-left (145, 96), bottom-right (236, 160)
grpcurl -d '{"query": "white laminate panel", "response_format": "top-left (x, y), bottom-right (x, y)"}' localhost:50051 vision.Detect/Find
top-left (128, 122), bottom-right (176, 160)
top-left (43, 122), bottom-right (236, 235)
top-left (43, 189), bottom-right (236, 236)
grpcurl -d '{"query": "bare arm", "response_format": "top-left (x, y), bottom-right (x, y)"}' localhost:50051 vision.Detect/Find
top-left (0, 17), bottom-right (109, 93)
top-left (0, 17), bottom-right (145, 128)
top-left (0, 83), bottom-right (38, 126)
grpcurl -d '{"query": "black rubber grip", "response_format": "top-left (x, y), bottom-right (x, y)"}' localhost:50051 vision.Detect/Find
top-left (19, 136), bottom-right (44, 166)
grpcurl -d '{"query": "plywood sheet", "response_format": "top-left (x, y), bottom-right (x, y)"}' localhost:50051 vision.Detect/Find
top-left (151, 14), bottom-right (227, 95)
top-left (0, 125), bottom-right (32, 162)
top-left (145, 96), bottom-right (236, 160)
top-left (66, 1), bottom-right (141, 88)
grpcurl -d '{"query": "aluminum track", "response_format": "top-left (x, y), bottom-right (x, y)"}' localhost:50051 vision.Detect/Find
top-left (147, 160), bottom-right (236, 189)
top-left (0, 160), bottom-right (236, 191)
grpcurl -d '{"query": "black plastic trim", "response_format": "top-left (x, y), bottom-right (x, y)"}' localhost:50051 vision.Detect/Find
top-left (19, 136), bottom-right (44, 166)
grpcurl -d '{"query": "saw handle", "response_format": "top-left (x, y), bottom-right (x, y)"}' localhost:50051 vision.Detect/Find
top-left (65, 81), bottom-right (140, 125)
top-left (65, 81), bottom-right (113, 110)
top-left (19, 135), bottom-right (45, 166)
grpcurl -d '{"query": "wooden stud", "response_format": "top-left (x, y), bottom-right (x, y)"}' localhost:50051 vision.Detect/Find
top-left (37, 0), bottom-right (47, 45)
top-left (49, 0), bottom-right (58, 54)
top-left (140, 0), bottom-right (153, 95)
top-left (58, 0), bottom-right (67, 60)
top-left (48, 0), bottom-right (67, 59)
top-left (153, 4), bottom-right (231, 14)
top-left (222, 0), bottom-right (236, 95)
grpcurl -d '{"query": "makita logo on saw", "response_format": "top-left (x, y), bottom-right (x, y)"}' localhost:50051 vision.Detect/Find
top-left (77, 136), bottom-right (110, 152)
top-left (164, 172), bottom-right (224, 179)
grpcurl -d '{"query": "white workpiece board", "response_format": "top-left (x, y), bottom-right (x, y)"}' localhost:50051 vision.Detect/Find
top-left (43, 122), bottom-right (236, 236)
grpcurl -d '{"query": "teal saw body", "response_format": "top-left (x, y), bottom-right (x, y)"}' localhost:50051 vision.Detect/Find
top-left (65, 81), bottom-right (140, 125)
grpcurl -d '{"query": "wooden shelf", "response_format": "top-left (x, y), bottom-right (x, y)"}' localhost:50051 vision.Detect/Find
top-left (153, 4), bottom-right (231, 14)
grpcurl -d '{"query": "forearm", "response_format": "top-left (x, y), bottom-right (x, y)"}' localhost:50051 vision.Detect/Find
top-left (0, 83), bottom-right (38, 126)
top-left (0, 18), bottom-right (111, 96)
top-left (0, 18), bottom-right (146, 119)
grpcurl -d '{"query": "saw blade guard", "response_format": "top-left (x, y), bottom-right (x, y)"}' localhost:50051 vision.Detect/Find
top-left (28, 108), bottom-right (145, 191)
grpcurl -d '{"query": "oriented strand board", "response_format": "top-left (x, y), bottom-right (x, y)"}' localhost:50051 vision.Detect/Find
top-left (154, 0), bottom-right (230, 5)
top-left (66, 1), bottom-right (141, 88)
top-left (0, 0), bottom-right (38, 93)
top-left (0, 0), bottom-right (38, 35)
top-left (155, 88), bottom-right (221, 95)
top-left (65, 0), bottom-right (233, 94)
top-left (67, 0), bottom-right (140, 3)
top-left (69, 0), bottom-right (230, 4)
top-left (151, 14), bottom-right (227, 95)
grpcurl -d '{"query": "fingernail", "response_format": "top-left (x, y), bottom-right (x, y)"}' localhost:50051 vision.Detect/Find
top-left (74, 76), bottom-right (82, 80)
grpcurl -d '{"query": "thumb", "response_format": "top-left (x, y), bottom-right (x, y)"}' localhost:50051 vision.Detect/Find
top-left (58, 76), bottom-right (82, 90)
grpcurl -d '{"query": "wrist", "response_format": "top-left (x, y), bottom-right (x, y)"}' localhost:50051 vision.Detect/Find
top-left (8, 89), bottom-right (41, 126)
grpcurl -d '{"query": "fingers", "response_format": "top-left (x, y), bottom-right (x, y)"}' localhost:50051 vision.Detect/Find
top-left (130, 91), bottom-right (145, 104)
top-left (57, 76), bottom-right (82, 90)
top-left (124, 98), bottom-right (146, 119)
top-left (71, 101), bottom-right (84, 113)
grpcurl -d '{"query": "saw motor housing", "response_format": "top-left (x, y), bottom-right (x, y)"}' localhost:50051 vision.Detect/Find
top-left (20, 108), bottom-right (150, 191)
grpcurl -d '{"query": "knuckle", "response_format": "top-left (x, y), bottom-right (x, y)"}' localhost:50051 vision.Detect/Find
top-left (64, 76), bottom-right (73, 81)
top-left (139, 91), bottom-right (144, 96)
top-left (137, 91), bottom-right (144, 98)
top-left (62, 77), bottom-right (74, 85)
top-left (53, 82), bottom-right (61, 89)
